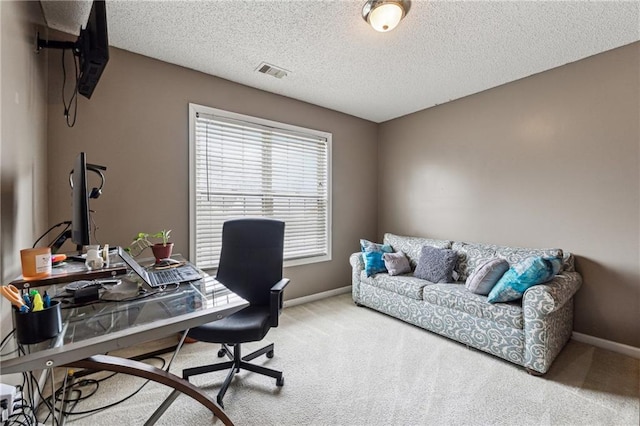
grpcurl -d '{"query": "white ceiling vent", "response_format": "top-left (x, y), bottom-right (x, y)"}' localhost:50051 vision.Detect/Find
top-left (256, 62), bottom-right (289, 79)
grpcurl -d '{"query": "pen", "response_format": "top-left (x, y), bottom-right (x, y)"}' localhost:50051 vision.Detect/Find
top-left (23, 294), bottom-right (31, 309)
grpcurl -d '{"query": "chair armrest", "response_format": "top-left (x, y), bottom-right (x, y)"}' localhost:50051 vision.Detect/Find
top-left (523, 272), bottom-right (582, 316)
top-left (270, 278), bottom-right (290, 327)
top-left (271, 278), bottom-right (290, 294)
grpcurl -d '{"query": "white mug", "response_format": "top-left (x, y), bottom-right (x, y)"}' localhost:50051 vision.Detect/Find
top-left (85, 245), bottom-right (104, 270)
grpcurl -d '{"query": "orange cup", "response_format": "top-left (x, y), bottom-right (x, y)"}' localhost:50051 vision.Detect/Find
top-left (20, 247), bottom-right (52, 279)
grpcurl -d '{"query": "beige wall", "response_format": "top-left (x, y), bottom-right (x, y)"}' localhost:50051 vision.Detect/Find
top-left (378, 43), bottom-right (640, 348)
top-left (47, 47), bottom-right (378, 300)
top-left (0, 1), bottom-right (48, 380)
top-left (41, 25), bottom-right (640, 348)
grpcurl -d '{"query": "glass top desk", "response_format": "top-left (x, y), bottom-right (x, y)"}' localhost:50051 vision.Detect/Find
top-left (0, 259), bottom-right (248, 425)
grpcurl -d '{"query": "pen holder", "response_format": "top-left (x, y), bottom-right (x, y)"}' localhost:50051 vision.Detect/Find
top-left (13, 301), bottom-right (62, 345)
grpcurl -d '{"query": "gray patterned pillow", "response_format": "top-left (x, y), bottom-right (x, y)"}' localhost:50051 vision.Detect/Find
top-left (382, 251), bottom-right (411, 276)
top-left (383, 233), bottom-right (452, 268)
top-left (465, 258), bottom-right (509, 295)
top-left (414, 245), bottom-right (457, 283)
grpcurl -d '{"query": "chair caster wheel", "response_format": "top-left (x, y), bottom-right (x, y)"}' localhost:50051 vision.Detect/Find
top-left (266, 350), bottom-right (274, 358)
top-left (217, 349), bottom-right (226, 357)
top-left (276, 376), bottom-right (284, 386)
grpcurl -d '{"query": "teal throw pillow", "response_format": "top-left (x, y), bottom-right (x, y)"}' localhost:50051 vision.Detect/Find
top-left (487, 256), bottom-right (562, 303)
top-left (360, 239), bottom-right (393, 277)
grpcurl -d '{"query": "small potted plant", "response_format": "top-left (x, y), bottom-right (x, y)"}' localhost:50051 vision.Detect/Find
top-left (128, 229), bottom-right (173, 262)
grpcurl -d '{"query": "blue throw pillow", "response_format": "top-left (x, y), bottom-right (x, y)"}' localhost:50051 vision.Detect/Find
top-left (360, 239), bottom-right (393, 277)
top-left (487, 256), bottom-right (562, 303)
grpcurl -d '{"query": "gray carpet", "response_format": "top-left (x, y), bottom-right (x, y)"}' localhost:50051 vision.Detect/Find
top-left (61, 293), bottom-right (639, 425)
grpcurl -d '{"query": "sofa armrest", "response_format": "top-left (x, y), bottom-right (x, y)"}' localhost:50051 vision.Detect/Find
top-left (523, 271), bottom-right (582, 316)
top-left (350, 252), bottom-right (364, 270)
top-left (522, 271), bottom-right (581, 374)
top-left (350, 252), bottom-right (365, 303)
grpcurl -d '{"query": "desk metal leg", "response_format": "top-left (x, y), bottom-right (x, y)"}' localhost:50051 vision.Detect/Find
top-left (166, 329), bottom-right (189, 371)
top-left (144, 329), bottom-right (190, 425)
top-left (65, 354), bottom-right (233, 426)
top-left (58, 368), bottom-right (73, 426)
top-left (50, 368), bottom-right (56, 426)
top-left (145, 389), bottom-right (181, 426)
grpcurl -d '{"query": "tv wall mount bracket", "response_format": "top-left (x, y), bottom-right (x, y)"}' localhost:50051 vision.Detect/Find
top-left (35, 31), bottom-right (80, 54)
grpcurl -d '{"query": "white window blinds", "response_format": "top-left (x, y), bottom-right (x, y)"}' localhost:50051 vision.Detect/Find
top-left (189, 104), bottom-right (331, 269)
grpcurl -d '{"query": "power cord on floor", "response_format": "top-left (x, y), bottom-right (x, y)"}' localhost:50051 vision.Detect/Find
top-left (41, 356), bottom-right (166, 420)
top-left (3, 321), bottom-right (171, 424)
top-left (0, 349), bottom-right (167, 425)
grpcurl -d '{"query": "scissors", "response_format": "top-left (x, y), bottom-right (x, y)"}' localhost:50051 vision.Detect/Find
top-left (0, 285), bottom-right (29, 313)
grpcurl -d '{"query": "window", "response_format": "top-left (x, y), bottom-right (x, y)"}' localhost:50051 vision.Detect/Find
top-left (189, 104), bottom-right (331, 269)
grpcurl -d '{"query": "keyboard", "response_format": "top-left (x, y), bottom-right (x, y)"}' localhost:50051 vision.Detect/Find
top-left (148, 265), bottom-right (201, 286)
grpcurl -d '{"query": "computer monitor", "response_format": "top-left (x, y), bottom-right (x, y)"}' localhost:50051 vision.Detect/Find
top-left (71, 152), bottom-right (91, 248)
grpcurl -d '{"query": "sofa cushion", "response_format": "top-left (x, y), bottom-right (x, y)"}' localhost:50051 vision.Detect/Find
top-left (360, 239), bottom-right (393, 277)
top-left (414, 246), bottom-right (457, 283)
top-left (488, 256), bottom-right (563, 303)
top-left (383, 251), bottom-right (411, 276)
top-left (361, 271), bottom-right (431, 300)
top-left (422, 283), bottom-right (524, 329)
top-left (384, 233), bottom-right (452, 269)
top-left (465, 258), bottom-right (509, 295)
top-left (494, 246), bottom-right (564, 269)
top-left (452, 242), bottom-right (499, 282)
top-left (453, 241), bottom-right (566, 281)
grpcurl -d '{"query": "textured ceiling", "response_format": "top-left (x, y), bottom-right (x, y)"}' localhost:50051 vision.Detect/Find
top-left (41, 0), bottom-right (640, 123)
top-left (40, 0), bottom-right (92, 35)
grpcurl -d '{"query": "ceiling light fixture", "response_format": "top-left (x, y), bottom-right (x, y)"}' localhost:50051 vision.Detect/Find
top-left (362, 0), bottom-right (411, 32)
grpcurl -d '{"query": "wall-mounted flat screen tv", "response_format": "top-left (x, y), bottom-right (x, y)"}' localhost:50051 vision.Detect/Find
top-left (76, 0), bottom-right (109, 99)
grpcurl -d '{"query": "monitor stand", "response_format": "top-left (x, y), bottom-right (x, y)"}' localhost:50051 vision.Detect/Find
top-left (50, 229), bottom-right (72, 254)
top-left (66, 254), bottom-right (87, 262)
top-left (66, 244), bottom-right (86, 262)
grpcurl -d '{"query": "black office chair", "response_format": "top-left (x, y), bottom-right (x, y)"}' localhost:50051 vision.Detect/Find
top-left (184, 218), bottom-right (289, 407)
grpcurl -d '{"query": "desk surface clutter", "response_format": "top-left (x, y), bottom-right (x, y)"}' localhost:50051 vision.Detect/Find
top-left (0, 254), bottom-right (248, 425)
top-left (1, 258), bottom-right (247, 373)
top-left (9, 260), bottom-right (126, 290)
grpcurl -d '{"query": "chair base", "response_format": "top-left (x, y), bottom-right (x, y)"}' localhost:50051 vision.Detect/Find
top-left (183, 342), bottom-right (284, 408)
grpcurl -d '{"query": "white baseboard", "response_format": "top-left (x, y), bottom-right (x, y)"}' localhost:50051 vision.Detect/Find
top-left (572, 332), bottom-right (640, 359)
top-left (284, 285), bottom-right (351, 308)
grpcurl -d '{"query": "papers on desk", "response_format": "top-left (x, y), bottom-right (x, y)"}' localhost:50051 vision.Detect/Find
top-left (99, 279), bottom-right (142, 301)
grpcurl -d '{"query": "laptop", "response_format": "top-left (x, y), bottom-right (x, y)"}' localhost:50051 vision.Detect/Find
top-left (117, 247), bottom-right (202, 288)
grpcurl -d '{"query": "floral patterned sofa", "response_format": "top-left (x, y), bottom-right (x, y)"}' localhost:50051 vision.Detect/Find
top-left (350, 233), bottom-right (582, 374)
